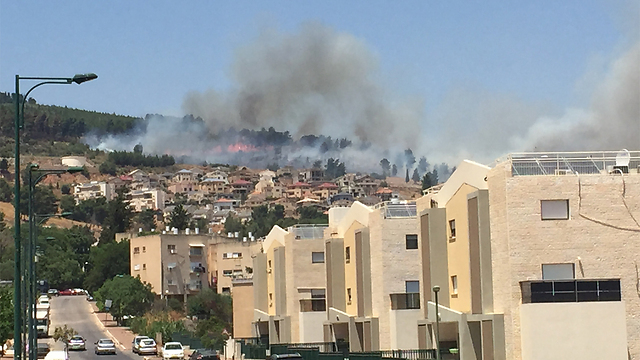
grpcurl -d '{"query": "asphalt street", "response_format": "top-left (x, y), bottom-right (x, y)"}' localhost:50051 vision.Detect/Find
top-left (47, 296), bottom-right (137, 360)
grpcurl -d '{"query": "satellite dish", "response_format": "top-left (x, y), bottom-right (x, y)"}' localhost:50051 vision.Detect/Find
top-left (616, 149), bottom-right (631, 167)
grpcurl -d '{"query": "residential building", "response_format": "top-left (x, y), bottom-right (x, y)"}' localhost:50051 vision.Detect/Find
top-left (287, 182), bottom-right (312, 199)
top-left (486, 151), bottom-right (639, 360)
top-left (129, 231), bottom-right (210, 298)
top-left (200, 177), bottom-right (227, 194)
top-left (210, 238), bottom-right (262, 294)
top-left (129, 188), bottom-right (166, 212)
top-left (414, 160), bottom-right (505, 359)
top-left (252, 224), bottom-right (328, 344)
top-left (323, 200), bottom-right (421, 350)
top-left (168, 181), bottom-right (196, 194)
top-left (73, 181), bottom-right (114, 203)
top-left (314, 182), bottom-right (339, 200)
top-left (229, 179), bottom-right (252, 195)
top-left (173, 169), bottom-right (197, 183)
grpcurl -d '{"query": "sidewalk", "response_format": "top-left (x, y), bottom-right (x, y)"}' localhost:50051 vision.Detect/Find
top-left (88, 302), bottom-right (136, 351)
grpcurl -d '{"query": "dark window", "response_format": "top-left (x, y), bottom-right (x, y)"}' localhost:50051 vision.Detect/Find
top-left (449, 220), bottom-right (456, 238)
top-left (541, 200), bottom-right (569, 220)
top-left (345, 247), bottom-right (351, 263)
top-left (406, 234), bottom-right (418, 249)
top-left (312, 252), bottom-right (325, 263)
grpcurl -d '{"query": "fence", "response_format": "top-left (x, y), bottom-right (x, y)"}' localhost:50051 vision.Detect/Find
top-left (171, 332), bottom-right (203, 350)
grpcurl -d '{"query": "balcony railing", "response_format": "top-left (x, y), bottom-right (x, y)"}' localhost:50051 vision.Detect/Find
top-left (375, 202), bottom-right (417, 218)
top-left (521, 279), bottom-right (621, 304)
top-left (290, 224), bottom-right (328, 239)
top-left (390, 293), bottom-right (420, 310)
top-left (299, 299), bottom-right (327, 312)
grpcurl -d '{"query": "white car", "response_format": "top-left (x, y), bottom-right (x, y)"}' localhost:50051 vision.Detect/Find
top-left (162, 342), bottom-right (184, 360)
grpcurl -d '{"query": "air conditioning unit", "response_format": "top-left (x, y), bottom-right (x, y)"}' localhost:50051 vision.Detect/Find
top-left (170, 249), bottom-right (176, 254)
top-left (554, 169), bottom-right (573, 175)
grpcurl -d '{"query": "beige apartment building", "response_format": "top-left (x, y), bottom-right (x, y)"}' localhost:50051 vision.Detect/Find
top-left (415, 160), bottom-right (505, 360)
top-left (129, 188), bottom-right (166, 212)
top-left (323, 200), bottom-right (421, 351)
top-left (74, 181), bottom-right (114, 203)
top-left (129, 231), bottom-right (262, 299)
top-left (486, 151), bottom-right (639, 360)
top-left (252, 224), bottom-right (328, 344)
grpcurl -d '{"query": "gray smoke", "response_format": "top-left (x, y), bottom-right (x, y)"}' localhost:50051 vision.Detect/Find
top-left (182, 23), bottom-right (422, 149)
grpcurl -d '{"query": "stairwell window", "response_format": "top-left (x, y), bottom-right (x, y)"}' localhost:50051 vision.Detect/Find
top-left (347, 288), bottom-right (352, 304)
top-left (312, 252), bottom-right (325, 263)
top-left (345, 247), bottom-right (351, 263)
top-left (541, 200), bottom-right (569, 220)
top-left (449, 220), bottom-right (456, 239)
top-left (451, 275), bottom-right (458, 295)
top-left (406, 234), bottom-right (418, 249)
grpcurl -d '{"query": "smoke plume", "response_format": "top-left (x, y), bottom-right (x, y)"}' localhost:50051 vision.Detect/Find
top-left (182, 23), bottom-right (422, 148)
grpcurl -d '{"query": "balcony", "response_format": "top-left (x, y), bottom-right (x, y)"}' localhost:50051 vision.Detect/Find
top-left (299, 299), bottom-right (327, 312)
top-left (390, 293), bottom-right (420, 310)
top-left (520, 279), bottom-right (621, 304)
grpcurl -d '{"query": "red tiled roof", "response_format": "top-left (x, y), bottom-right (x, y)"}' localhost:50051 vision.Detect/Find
top-left (232, 179), bottom-right (251, 185)
top-left (375, 187), bottom-right (393, 194)
top-left (317, 182), bottom-right (338, 189)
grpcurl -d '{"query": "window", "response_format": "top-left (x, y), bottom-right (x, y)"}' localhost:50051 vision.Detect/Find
top-left (133, 247), bottom-right (140, 254)
top-left (133, 264), bottom-right (140, 271)
top-left (347, 288), bottom-right (352, 304)
top-left (167, 244), bottom-right (176, 253)
top-left (222, 252), bottom-right (242, 259)
top-left (312, 252), bottom-right (325, 263)
top-left (142, 246), bottom-right (146, 253)
top-left (311, 289), bottom-right (326, 299)
top-left (190, 247), bottom-right (203, 256)
top-left (541, 200), bottom-right (569, 220)
top-left (405, 281), bottom-right (420, 294)
top-left (222, 287), bottom-right (230, 294)
top-left (405, 234), bottom-right (418, 249)
top-left (449, 219), bottom-right (456, 238)
top-left (345, 247), bottom-right (351, 263)
top-left (542, 263), bottom-right (575, 280)
top-left (451, 276), bottom-right (458, 294)
top-left (142, 264), bottom-right (146, 270)
top-left (222, 270), bottom-right (233, 277)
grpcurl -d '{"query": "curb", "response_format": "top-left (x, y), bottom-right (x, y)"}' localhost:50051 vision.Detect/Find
top-left (88, 302), bottom-right (126, 351)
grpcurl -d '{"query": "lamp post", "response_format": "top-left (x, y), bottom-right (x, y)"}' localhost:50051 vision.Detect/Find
top-left (13, 73), bottom-right (97, 360)
top-left (28, 164), bottom-right (82, 360)
top-left (433, 285), bottom-right (441, 360)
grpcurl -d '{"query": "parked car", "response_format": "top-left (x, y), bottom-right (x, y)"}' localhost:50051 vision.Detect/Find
top-left (268, 354), bottom-right (303, 360)
top-left (189, 349), bottom-right (219, 360)
top-left (86, 294), bottom-right (94, 301)
top-left (132, 336), bottom-right (149, 354)
top-left (94, 339), bottom-right (116, 355)
top-left (137, 339), bottom-right (158, 356)
top-left (162, 342), bottom-right (184, 360)
top-left (47, 289), bottom-right (59, 297)
top-left (59, 289), bottom-right (73, 296)
top-left (67, 335), bottom-right (86, 351)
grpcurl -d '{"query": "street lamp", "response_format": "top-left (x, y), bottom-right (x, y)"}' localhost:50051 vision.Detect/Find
top-left (433, 285), bottom-right (441, 360)
top-left (28, 164), bottom-right (82, 360)
top-left (13, 73), bottom-right (97, 360)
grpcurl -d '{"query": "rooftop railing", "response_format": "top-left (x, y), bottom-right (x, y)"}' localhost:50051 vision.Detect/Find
top-left (500, 150), bottom-right (640, 176)
top-left (374, 201), bottom-right (417, 218)
top-left (290, 224), bottom-right (328, 239)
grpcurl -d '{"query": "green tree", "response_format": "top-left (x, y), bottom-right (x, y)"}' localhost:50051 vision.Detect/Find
top-left (99, 187), bottom-right (133, 244)
top-left (60, 195), bottom-right (76, 214)
top-left (405, 168), bottom-right (410, 183)
top-left (412, 168), bottom-right (421, 182)
top-left (0, 286), bottom-right (12, 353)
top-left (379, 158), bottom-right (390, 177)
top-left (169, 204), bottom-right (190, 230)
top-left (52, 325), bottom-right (77, 350)
top-left (0, 178), bottom-right (12, 202)
top-left (99, 161), bottom-right (117, 176)
top-left (20, 185), bottom-right (58, 216)
top-left (94, 275), bottom-right (154, 325)
top-left (84, 239), bottom-right (130, 293)
top-left (187, 289), bottom-right (232, 350)
top-left (60, 184), bottom-right (71, 195)
top-left (135, 209), bottom-right (157, 232)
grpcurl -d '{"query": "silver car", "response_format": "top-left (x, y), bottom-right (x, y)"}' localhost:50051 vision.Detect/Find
top-left (94, 339), bottom-right (116, 355)
top-left (67, 335), bottom-right (86, 351)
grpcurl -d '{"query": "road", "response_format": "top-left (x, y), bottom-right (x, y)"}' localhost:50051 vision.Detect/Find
top-left (47, 296), bottom-right (136, 360)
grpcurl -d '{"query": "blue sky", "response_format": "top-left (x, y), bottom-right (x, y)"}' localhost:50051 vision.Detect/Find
top-left (1, 1), bottom-right (638, 162)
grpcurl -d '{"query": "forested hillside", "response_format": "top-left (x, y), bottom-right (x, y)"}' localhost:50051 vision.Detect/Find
top-left (0, 92), bottom-right (142, 157)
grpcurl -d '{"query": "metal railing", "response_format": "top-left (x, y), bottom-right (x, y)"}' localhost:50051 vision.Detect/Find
top-left (380, 349), bottom-right (437, 360)
top-left (501, 150), bottom-right (640, 176)
top-left (521, 278), bottom-right (621, 303)
top-left (374, 202), bottom-right (417, 218)
top-left (290, 224), bottom-right (328, 239)
top-left (390, 293), bottom-right (421, 310)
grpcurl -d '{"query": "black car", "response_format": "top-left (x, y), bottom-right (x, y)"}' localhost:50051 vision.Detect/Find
top-left (189, 349), bottom-right (219, 360)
